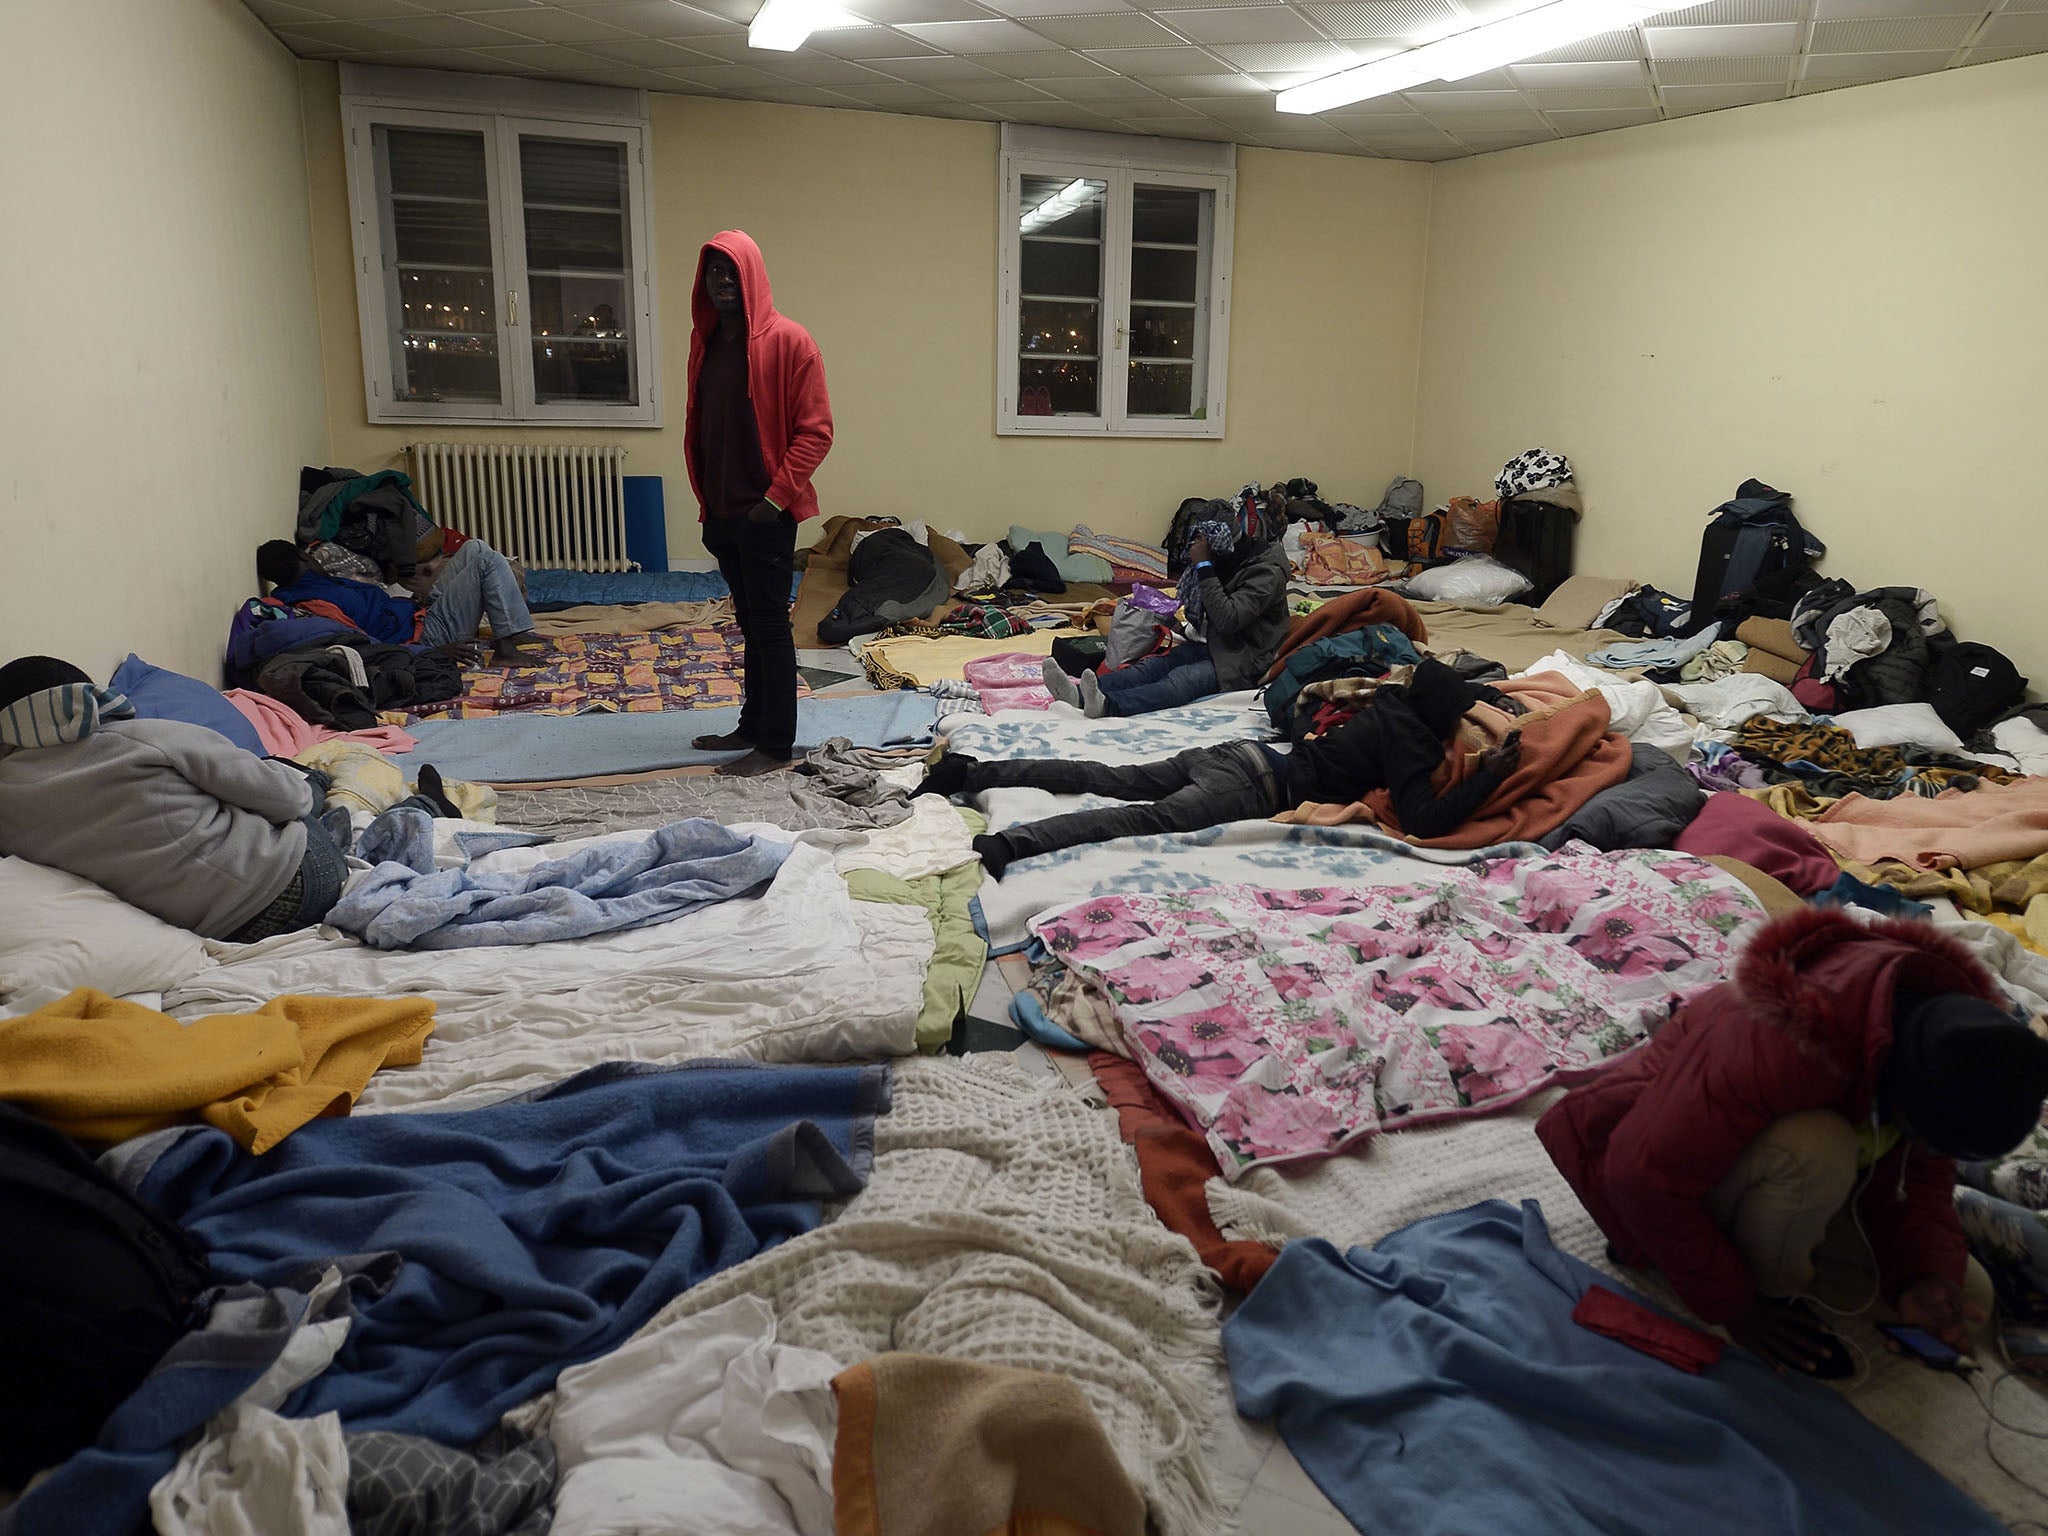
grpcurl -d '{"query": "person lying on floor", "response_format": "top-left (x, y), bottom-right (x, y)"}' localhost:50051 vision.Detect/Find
top-left (257, 538), bottom-right (543, 664)
top-left (924, 655), bottom-right (1521, 878)
top-left (1041, 510), bottom-right (1289, 718)
top-left (1538, 905), bottom-right (2048, 1377)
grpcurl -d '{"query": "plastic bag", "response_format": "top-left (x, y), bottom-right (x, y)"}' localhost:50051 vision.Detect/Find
top-left (1445, 496), bottom-right (1500, 556)
top-left (1105, 599), bottom-right (1172, 669)
top-left (1403, 555), bottom-right (1533, 607)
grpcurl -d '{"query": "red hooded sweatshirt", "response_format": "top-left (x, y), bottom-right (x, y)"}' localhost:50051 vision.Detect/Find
top-left (685, 231), bottom-right (833, 524)
top-left (1537, 906), bottom-right (1994, 1325)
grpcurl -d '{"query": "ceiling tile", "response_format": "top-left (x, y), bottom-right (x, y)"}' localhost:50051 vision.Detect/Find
top-left (382, 45), bottom-right (554, 70)
top-left (1526, 85), bottom-right (1659, 107)
top-left (1103, 94), bottom-right (1209, 112)
top-left (1114, 115), bottom-right (1234, 135)
top-left (1547, 106), bottom-right (1663, 132)
top-left (1425, 107), bottom-right (1550, 130)
top-left (471, 41), bottom-right (624, 68)
top-left (546, 62), bottom-right (682, 86)
top-left (897, 17), bottom-right (1058, 50)
top-left (662, 0), bottom-right (767, 19)
top-left (1402, 87), bottom-right (1533, 110)
top-left (1453, 0), bottom-right (1554, 20)
top-left (915, 100), bottom-right (1007, 117)
top-left (1802, 48), bottom-right (1954, 75)
top-left (662, 62), bottom-right (809, 87)
top-left (1009, 100), bottom-right (1122, 125)
top-left (1081, 43), bottom-right (1233, 70)
top-left (1023, 13), bottom-right (1190, 46)
top-left (1649, 0), bottom-right (1803, 22)
top-left (1964, 43), bottom-right (2048, 59)
top-left (974, 48), bottom-right (1119, 72)
top-left (1509, 59), bottom-right (1651, 87)
top-left (277, 0), bottom-right (429, 19)
top-left (666, 30), bottom-right (789, 59)
top-left (1139, 70), bottom-right (1275, 93)
top-left (1301, 0), bottom-right (1461, 39)
top-left (746, 84), bottom-right (880, 106)
top-left (1520, 28), bottom-right (1642, 61)
top-left (1659, 80), bottom-right (1787, 110)
top-left (832, 79), bottom-right (961, 101)
top-left (375, 5), bottom-right (530, 34)
top-left (1642, 22), bottom-right (1804, 57)
top-left (1405, 66), bottom-right (1517, 87)
top-left (929, 72), bottom-right (1062, 96)
top-left (848, 0), bottom-right (1008, 20)
top-left (754, 54), bottom-right (900, 82)
top-left (976, 0), bottom-right (1137, 13)
top-left (870, 51), bottom-right (1017, 77)
top-left (1312, 101), bottom-right (1424, 120)
top-left (242, 0), bottom-right (331, 23)
top-left (362, 0), bottom-right (518, 11)
top-left (468, 7), bottom-right (637, 43)
top-left (1815, 0), bottom-right (1992, 12)
top-left (1810, 15), bottom-right (1976, 51)
top-left (1258, 127), bottom-right (1373, 150)
top-left (1650, 52), bottom-right (1794, 81)
top-left (577, 36), bottom-right (718, 64)
top-left (573, 2), bottom-right (749, 35)
top-left (1141, 0), bottom-right (1287, 8)
top-left (1453, 126), bottom-right (1560, 147)
top-left (1163, 7), bottom-right (1326, 43)
top-left (272, 19), bottom-right (423, 49)
top-left (1210, 40), bottom-right (1355, 68)
top-left (273, 29), bottom-right (361, 55)
top-left (1981, 13), bottom-right (2048, 45)
top-left (808, 27), bottom-right (947, 57)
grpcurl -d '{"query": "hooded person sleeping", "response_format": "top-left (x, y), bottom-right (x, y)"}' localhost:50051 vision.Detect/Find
top-left (920, 655), bottom-right (1522, 879)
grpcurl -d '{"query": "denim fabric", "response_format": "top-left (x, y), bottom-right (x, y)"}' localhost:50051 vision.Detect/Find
top-left (703, 511), bottom-right (798, 754)
top-left (421, 541), bottom-right (535, 649)
top-left (970, 742), bottom-right (1283, 863)
top-left (1099, 643), bottom-right (1220, 717)
top-left (227, 814), bottom-right (346, 942)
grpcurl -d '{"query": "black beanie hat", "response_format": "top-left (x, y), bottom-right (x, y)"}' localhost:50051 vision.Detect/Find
top-left (1884, 990), bottom-right (2048, 1162)
top-left (1399, 656), bottom-right (1481, 740)
top-left (0, 656), bottom-right (91, 713)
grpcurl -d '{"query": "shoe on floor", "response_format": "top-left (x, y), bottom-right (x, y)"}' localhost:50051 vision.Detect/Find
top-left (693, 729), bottom-right (753, 752)
top-left (716, 748), bottom-right (794, 778)
top-left (1041, 658), bottom-right (1082, 709)
top-left (1078, 669), bottom-right (1109, 719)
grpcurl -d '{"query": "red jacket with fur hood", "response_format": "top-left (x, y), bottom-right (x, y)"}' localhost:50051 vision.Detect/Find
top-left (1537, 907), bottom-right (1997, 1324)
top-left (685, 231), bottom-right (833, 523)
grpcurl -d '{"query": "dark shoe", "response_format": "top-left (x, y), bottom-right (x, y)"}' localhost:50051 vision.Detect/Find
top-left (717, 748), bottom-right (794, 778)
top-left (915, 751), bottom-right (979, 800)
top-left (971, 832), bottom-right (1013, 880)
top-left (693, 729), bottom-right (754, 752)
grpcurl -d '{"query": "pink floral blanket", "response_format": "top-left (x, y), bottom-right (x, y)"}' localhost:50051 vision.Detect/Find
top-left (1032, 848), bottom-right (1760, 1179)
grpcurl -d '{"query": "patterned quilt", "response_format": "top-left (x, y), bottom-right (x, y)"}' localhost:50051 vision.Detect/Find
top-left (1032, 847), bottom-right (1760, 1180)
top-left (402, 627), bottom-right (805, 720)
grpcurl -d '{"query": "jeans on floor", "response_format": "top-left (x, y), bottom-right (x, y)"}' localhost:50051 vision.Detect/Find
top-left (227, 814), bottom-right (347, 943)
top-left (421, 540), bottom-right (534, 649)
top-left (703, 510), bottom-right (798, 755)
top-left (1098, 643), bottom-right (1219, 717)
top-left (969, 742), bottom-right (1284, 863)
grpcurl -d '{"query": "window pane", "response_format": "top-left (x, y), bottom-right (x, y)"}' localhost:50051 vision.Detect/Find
top-left (1021, 299), bottom-right (1098, 358)
top-left (377, 125), bottom-right (500, 404)
top-left (1017, 174), bottom-right (1104, 417)
top-left (518, 134), bottom-right (636, 407)
top-left (1021, 240), bottom-right (1103, 300)
top-left (1126, 183), bottom-right (1212, 419)
top-left (1019, 358), bottom-right (1097, 417)
top-left (1018, 174), bottom-right (1102, 239)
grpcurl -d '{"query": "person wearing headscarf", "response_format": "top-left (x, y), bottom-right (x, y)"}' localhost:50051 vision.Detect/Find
top-left (1539, 906), bottom-right (2048, 1375)
top-left (923, 656), bottom-right (1521, 878)
top-left (1043, 501), bottom-right (1290, 718)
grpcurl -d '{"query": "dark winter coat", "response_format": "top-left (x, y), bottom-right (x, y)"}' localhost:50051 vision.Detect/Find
top-left (1192, 539), bottom-right (1291, 691)
top-left (816, 529), bottom-right (947, 646)
top-left (1537, 907), bottom-right (1994, 1324)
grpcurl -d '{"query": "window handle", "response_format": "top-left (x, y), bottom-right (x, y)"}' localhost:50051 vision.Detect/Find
top-left (508, 289), bottom-right (518, 328)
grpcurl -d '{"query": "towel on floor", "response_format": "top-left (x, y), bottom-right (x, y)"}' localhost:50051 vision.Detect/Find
top-left (124, 1059), bottom-right (891, 1445)
top-left (328, 818), bottom-right (792, 949)
top-left (1225, 1200), bottom-right (2008, 1536)
top-left (1807, 777), bottom-right (2048, 872)
top-left (1261, 588), bottom-right (1428, 682)
top-left (0, 990), bottom-right (433, 1152)
top-left (830, 1355), bottom-right (1147, 1536)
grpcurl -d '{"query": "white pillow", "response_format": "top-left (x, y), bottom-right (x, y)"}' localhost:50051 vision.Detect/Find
top-left (0, 856), bottom-right (210, 1006)
top-left (1518, 651), bottom-right (1695, 758)
top-left (1403, 555), bottom-right (1532, 607)
top-left (1833, 703), bottom-right (1966, 755)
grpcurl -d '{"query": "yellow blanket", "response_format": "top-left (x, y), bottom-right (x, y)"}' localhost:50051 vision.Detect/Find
top-left (859, 628), bottom-right (1090, 688)
top-left (0, 990), bottom-right (435, 1152)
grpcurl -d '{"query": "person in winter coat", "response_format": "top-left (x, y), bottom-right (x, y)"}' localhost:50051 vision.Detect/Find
top-left (1538, 907), bottom-right (2048, 1374)
top-left (925, 657), bottom-right (1521, 879)
top-left (684, 231), bottom-right (833, 778)
top-left (257, 539), bottom-right (540, 664)
top-left (1042, 511), bottom-right (1289, 718)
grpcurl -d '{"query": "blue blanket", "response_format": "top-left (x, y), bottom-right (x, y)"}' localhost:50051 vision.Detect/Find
top-left (129, 1060), bottom-right (889, 1446)
top-left (329, 818), bottom-right (791, 948)
top-left (1224, 1200), bottom-right (2006, 1535)
top-left (523, 566), bottom-right (733, 609)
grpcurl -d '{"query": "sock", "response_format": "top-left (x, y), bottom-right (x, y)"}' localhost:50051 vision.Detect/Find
top-left (914, 751), bottom-right (979, 800)
top-left (1079, 669), bottom-right (1110, 719)
top-left (414, 763), bottom-right (463, 819)
top-left (1040, 658), bottom-right (1081, 709)
top-left (971, 832), bottom-right (1013, 881)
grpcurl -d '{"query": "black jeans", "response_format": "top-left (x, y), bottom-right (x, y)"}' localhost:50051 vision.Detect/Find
top-left (703, 509), bottom-right (798, 755)
top-left (967, 742), bottom-right (1286, 863)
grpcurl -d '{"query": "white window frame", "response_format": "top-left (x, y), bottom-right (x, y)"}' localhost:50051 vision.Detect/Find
top-left (340, 66), bottom-right (661, 427)
top-left (998, 126), bottom-right (1235, 440)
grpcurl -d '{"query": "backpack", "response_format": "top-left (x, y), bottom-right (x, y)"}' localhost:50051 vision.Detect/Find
top-left (0, 1103), bottom-right (211, 1485)
top-left (1381, 511), bottom-right (1446, 564)
top-left (1924, 641), bottom-right (2027, 739)
top-left (1683, 479), bottom-right (1824, 635)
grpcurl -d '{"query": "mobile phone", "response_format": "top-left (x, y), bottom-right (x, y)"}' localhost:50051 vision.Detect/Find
top-left (1875, 1323), bottom-right (1979, 1374)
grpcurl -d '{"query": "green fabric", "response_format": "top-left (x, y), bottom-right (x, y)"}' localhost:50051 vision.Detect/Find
top-left (312, 470), bottom-right (415, 542)
top-left (842, 808), bottom-right (987, 1053)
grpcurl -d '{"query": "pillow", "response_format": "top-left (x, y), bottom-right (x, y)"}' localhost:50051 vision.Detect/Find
top-left (1402, 555), bottom-right (1532, 607)
top-left (1535, 575), bottom-right (1639, 632)
top-left (0, 856), bottom-right (209, 1006)
top-left (1832, 703), bottom-right (1966, 755)
top-left (1008, 525), bottom-right (1113, 585)
top-left (111, 653), bottom-right (264, 754)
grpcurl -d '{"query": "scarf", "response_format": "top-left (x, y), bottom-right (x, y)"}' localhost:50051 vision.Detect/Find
top-left (0, 685), bottom-right (136, 750)
top-left (1176, 517), bottom-right (1238, 635)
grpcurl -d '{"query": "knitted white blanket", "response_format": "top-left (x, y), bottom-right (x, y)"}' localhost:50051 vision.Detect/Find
top-left (625, 1056), bottom-right (1226, 1535)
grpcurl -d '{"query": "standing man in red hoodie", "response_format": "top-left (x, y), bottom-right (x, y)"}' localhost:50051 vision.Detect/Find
top-left (687, 230), bottom-right (833, 777)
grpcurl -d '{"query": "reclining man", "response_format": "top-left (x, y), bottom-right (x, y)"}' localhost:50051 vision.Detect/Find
top-left (257, 537), bottom-right (542, 664)
top-left (922, 656), bottom-right (1521, 879)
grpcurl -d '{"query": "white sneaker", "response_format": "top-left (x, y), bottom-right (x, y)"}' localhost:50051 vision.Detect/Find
top-left (1041, 657), bottom-right (1082, 709)
top-left (1078, 669), bottom-right (1109, 719)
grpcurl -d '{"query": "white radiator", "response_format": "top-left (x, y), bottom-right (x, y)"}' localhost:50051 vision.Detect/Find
top-left (408, 443), bottom-right (632, 573)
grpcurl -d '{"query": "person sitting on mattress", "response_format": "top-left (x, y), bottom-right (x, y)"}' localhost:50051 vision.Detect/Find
top-left (923, 655), bottom-right (1521, 879)
top-left (0, 655), bottom-right (347, 942)
top-left (1041, 509), bottom-right (1290, 718)
top-left (1538, 906), bottom-right (2048, 1377)
top-left (257, 538), bottom-right (542, 664)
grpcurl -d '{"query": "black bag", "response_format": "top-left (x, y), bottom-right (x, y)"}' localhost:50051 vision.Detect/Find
top-left (0, 1104), bottom-right (211, 1485)
top-left (1381, 511), bottom-right (1446, 564)
top-left (1683, 480), bottom-right (1823, 635)
top-left (1925, 641), bottom-right (2028, 738)
top-left (1492, 500), bottom-right (1576, 604)
top-left (1051, 634), bottom-right (1107, 675)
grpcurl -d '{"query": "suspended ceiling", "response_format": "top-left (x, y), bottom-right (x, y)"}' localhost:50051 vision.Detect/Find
top-left (246, 0), bottom-right (2048, 159)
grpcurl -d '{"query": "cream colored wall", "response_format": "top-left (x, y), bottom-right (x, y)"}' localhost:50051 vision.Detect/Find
top-left (1413, 53), bottom-right (2048, 677)
top-left (0, 0), bottom-right (327, 683)
top-left (304, 64), bottom-right (1434, 562)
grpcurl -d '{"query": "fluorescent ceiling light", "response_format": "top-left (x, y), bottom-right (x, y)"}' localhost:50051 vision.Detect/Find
top-left (1020, 178), bottom-right (1099, 234)
top-left (748, 0), bottom-right (859, 53)
top-left (1277, 0), bottom-right (1676, 113)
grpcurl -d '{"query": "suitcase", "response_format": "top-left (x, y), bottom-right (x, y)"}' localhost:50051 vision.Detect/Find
top-left (1492, 500), bottom-right (1575, 605)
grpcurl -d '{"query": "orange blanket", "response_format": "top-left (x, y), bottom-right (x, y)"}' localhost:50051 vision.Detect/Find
top-left (1261, 588), bottom-right (1428, 683)
top-left (1808, 777), bottom-right (2048, 872)
top-left (1274, 670), bottom-right (1633, 849)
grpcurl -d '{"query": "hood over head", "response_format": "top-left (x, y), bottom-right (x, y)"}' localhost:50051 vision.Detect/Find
top-left (1884, 990), bottom-right (2048, 1161)
top-left (692, 230), bottom-right (776, 341)
top-left (1398, 656), bottom-right (1481, 739)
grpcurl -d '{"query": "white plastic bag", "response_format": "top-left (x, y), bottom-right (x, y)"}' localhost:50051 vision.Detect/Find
top-left (1402, 555), bottom-right (1532, 607)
